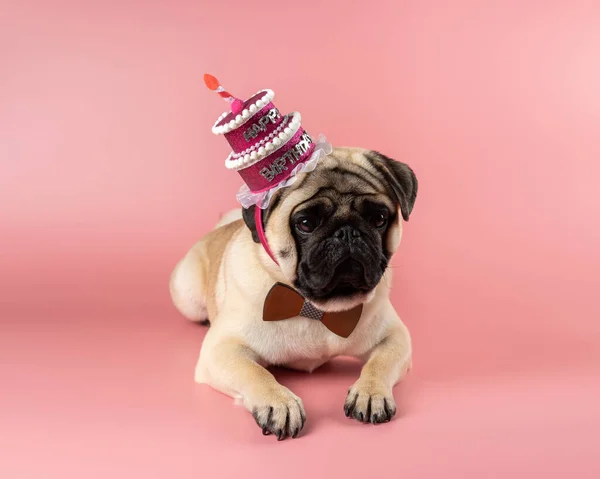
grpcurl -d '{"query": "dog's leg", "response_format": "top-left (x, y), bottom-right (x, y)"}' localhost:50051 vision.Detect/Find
top-left (196, 332), bottom-right (306, 440)
top-left (344, 320), bottom-right (412, 424)
top-left (169, 241), bottom-right (209, 324)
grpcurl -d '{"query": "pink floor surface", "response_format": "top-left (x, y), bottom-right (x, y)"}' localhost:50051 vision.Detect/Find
top-left (3, 294), bottom-right (600, 478)
top-left (2, 1), bottom-right (600, 478)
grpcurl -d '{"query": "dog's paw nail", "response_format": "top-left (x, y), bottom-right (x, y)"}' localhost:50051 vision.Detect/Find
top-left (345, 384), bottom-right (396, 425)
top-left (251, 389), bottom-right (306, 440)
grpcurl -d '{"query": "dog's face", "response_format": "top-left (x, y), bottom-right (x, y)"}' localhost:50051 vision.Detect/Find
top-left (243, 147), bottom-right (418, 312)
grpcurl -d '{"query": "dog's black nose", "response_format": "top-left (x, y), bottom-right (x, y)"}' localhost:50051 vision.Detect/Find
top-left (334, 225), bottom-right (361, 242)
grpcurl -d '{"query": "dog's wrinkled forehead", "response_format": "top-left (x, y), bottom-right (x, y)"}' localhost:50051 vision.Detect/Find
top-left (269, 147), bottom-right (417, 220)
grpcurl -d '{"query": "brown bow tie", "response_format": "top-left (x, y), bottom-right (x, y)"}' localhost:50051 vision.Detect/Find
top-left (263, 282), bottom-right (363, 338)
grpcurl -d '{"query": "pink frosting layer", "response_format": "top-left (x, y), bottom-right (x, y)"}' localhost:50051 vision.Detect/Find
top-left (237, 128), bottom-right (315, 192)
top-left (224, 103), bottom-right (284, 153)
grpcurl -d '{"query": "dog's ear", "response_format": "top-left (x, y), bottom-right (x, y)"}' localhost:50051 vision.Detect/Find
top-left (368, 151), bottom-right (418, 221)
top-left (241, 190), bottom-right (284, 243)
top-left (242, 205), bottom-right (261, 243)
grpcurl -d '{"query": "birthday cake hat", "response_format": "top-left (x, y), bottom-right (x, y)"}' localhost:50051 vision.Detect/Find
top-left (204, 74), bottom-right (332, 211)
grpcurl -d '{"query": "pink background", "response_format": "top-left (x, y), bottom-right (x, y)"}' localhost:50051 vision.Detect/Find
top-left (2, 0), bottom-right (600, 477)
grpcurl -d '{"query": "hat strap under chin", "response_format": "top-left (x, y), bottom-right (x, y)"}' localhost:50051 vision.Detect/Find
top-left (254, 206), bottom-right (279, 266)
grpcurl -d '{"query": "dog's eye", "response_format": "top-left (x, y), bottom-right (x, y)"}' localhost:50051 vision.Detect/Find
top-left (296, 217), bottom-right (318, 233)
top-left (372, 213), bottom-right (388, 229)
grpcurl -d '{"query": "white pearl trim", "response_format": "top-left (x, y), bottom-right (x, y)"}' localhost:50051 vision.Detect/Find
top-left (230, 115), bottom-right (291, 159)
top-left (224, 112), bottom-right (303, 171)
top-left (211, 89), bottom-right (275, 135)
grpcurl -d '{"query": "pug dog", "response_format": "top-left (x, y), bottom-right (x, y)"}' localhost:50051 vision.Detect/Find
top-left (170, 147), bottom-right (417, 440)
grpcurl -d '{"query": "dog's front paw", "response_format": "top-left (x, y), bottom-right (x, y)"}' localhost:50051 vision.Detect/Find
top-left (344, 380), bottom-right (396, 424)
top-left (250, 386), bottom-right (306, 440)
